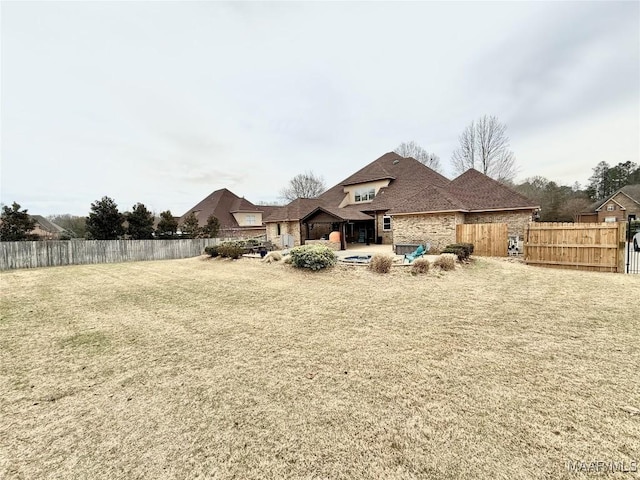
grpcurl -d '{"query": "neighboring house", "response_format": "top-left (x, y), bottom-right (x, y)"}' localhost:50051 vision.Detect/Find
top-left (179, 188), bottom-right (282, 238)
top-left (577, 185), bottom-right (640, 223)
top-left (29, 215), bottom-right (69, 240)
top-left (264, 152), bottom-right (539, 250)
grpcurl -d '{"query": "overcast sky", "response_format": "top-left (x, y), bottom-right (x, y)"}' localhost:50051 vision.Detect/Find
top-left (1, 1), bottom-right (638, 216)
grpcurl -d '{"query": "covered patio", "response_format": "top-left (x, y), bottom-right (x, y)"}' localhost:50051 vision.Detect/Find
top-left (300, 207), bottom-right (376, 251)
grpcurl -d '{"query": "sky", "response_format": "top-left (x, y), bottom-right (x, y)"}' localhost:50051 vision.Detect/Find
top-left (1, 1), bottom-right (638, 217)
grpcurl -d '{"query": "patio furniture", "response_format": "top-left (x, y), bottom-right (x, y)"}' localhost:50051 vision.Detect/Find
top-left (404, 244), bottom-right (429, 263)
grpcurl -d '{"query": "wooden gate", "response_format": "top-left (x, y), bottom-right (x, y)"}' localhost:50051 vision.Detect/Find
top-left (456, 223), bottom-right (508, 257)
top-left (524, 222), bottom-right (626, 273)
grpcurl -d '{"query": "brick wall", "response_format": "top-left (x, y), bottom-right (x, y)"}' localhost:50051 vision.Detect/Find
top-left (464, 210), bottom-right (533, 237)
top-left (597, 194), bottom-right (639, 222)
top-left (392, 213), bottom-right (464, 251)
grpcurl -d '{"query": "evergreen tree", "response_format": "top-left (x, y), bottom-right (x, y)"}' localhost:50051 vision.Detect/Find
top-left (126, 203), bottom-right (155, 240)
top-left (0, 202), bottom-right (37, 241)
top-left (86, 196), bottom-right (125, 240)
top-left (181, 212), bottom-right (201, 238)
top-left (202, 215), bottom-right (220, 238)
top-left (156, 210), bottom-right (178, 238)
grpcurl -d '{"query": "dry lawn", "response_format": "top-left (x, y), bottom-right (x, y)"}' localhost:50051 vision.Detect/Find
top-left (1, 257), bottom-right (639, 479)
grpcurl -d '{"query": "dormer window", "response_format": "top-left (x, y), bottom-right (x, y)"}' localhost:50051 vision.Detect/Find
top-left (354, 188), bottom-right (375, 202)
top-left (607, 204), bottom-right (615, 211)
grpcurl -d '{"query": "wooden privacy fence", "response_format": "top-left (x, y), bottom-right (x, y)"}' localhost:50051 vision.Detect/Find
top-left (523, 222), bottom-right (626, 273)
top-left (0, 238), bottom-right (226, 271)
top-left (456, 223), bottom-right (508, 257)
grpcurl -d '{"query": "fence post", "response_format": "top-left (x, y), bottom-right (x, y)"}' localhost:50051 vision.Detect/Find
top-left (625, 218), bottom-right (631, 274)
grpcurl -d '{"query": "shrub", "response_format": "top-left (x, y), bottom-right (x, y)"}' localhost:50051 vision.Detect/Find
top-left (411, 258), bottom-right (430, 274)
top-left (369, 254), bottom-right (394, 274)
top-left (289, 245), bottom-right (337, 270)
top-left (442, 243), bottom-right (474, 261)
top-left (204, 245), bottom-right (219, 257)
top-left (433, 253), bottom-right (457, 271)
top-left (262, 251), bottom-right (283, 263)
top-left (217, 241), bottom-right (245, 259)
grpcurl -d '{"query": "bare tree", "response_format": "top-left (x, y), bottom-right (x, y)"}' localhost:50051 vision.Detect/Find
top-left (279, 171), bottom-right (326, 202)
top-left (451, 115), bottom-right (517, 182)
top-left (394, 141), bottom-right (442, 172)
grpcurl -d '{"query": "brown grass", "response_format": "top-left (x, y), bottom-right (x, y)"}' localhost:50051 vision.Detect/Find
top-left (1, 257), bottom-right (639, 479)
top-left (368, 254), bottom-right (394, 274)
top-left (410, 258), bottom-right (430, 274)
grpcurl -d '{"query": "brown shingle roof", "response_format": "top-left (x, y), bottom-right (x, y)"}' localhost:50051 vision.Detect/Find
top-left (302, 205), bottom-right (374, 222)
top-left (180, 188), bottom-right (262, 229)
top-left (620, 184), bottom-right (640, 203)
top-left (30, 215), bottom-right (67, 233)
top-left (593, 184), bottom-right (640, 211)
top-left (387, 168), bottom-right (539, 214)
top-left (320, 152), bottom-right (451, 212)
top-left (386, 186), bottom-right (467, 214)
top-left (263, 198), bottom-right (324, 222)
top-left (446, 169), bottom-right (539, 211)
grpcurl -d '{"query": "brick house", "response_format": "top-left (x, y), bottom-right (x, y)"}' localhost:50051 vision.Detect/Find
top-left (180, 188), bottom-right (282, 238)
top-left (29, 215), bottom-right (68, 240)
top-left (577, 185), bottom-right (640, 223)
top-left (264, 152), bottom-right (539, 250)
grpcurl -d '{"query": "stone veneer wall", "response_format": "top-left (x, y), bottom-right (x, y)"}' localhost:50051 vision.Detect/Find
top-left (391, 213), bottom-right (465, 251)
top-left (464, 210), bottom-right (533, 237)
top-left (265, 221), bottom-right (304, 248)
top-left (375, 212), bottom-right (393, 245)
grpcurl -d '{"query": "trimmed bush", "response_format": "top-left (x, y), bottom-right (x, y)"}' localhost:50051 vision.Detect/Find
top-left (204, 245), bottom-right (219, 257)
top-left (369, 254), bottom-right (394, 274)
top-left (442, 243), bottom-right (474, 261)
top-left (410, 258), bottom-right (430, 274)
top-left (217, 241), bottom-right (245, 259)
top-left (289, 245), bottom-right (337, 270)
top-left (433, 253), bottom-right (457, 271)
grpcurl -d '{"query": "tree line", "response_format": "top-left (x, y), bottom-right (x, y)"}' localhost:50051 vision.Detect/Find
top-left (0, 197), bottom-right (221, 241)
top-left (3, 113), bottom-right (638, 239)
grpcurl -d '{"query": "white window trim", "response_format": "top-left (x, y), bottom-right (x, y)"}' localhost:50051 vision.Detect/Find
top-left (607, 204), bottom-right (615, 211)
top-left (382, 215), bottom-right (392, 231)
top-left (354, 188), bottom-right (375, 203)
top-left (604, 216), bottom-right (617, 223)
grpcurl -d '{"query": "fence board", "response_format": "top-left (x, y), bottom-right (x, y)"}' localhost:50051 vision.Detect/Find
top-left (0, 238), bottom-right (232, 270)
top-left (523, 222), bottom-right (626, 273)
top-left (456, 223), bottom-right (508, 257)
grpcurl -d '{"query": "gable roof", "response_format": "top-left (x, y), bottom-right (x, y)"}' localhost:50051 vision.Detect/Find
top-left (594, 184), bottom-right (640, 211)
top-left (30, 215), bottom-right (67, 234)
top-left (262, 198), bottom-right (323, 222)
top-left (180, 188), bottom-right (265, 229)
top-left (388, 168), bottom-right (539, 214)
top-left (320, 152), bottom-right (451, 212)
top-left (266, 156), bottom-right (538, 221)
top-left (301, 205), bottom-right (375, 223)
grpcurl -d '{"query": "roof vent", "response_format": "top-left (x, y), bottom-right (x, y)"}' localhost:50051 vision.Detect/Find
top-left (393, 159), bottom-right (400, 164)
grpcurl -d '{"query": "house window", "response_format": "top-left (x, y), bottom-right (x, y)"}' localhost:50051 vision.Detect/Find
top-left (604, 217), bottom-right (616, 223)
top-left (383, 215), bottom-right (392, 231)
top-left (245, 215), bottom-right (256, 225)
top-left (607, 204), bottom-right (615, 211)
top-left (354, 188), bottom-right (375, 202)
top-left (277, 223), bottom-right (281, 235)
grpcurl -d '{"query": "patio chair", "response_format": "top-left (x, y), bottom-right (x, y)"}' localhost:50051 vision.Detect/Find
top-left (404, 243), bottom-right (430, 263)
